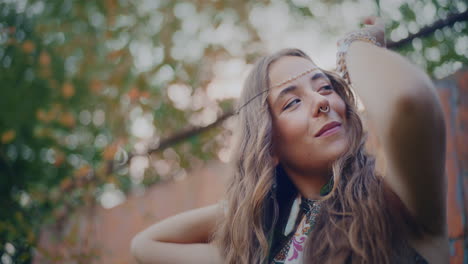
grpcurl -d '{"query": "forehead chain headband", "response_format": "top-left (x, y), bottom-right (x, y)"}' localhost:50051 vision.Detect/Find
top-left (235, 67), bottom-right (319, 114)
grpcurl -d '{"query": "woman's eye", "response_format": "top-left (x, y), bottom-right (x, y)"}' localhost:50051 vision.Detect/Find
top-left (320, 85), bottom-right (333, 91)
top-left (284, 99), bottom-right (301, 110)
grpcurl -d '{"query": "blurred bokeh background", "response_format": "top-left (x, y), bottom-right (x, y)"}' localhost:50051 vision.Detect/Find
top-left (0, 0), bottom-right (467, 263)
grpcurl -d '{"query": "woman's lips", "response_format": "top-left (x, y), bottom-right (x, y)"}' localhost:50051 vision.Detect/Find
top-left (315, 121), bottom-right (342, 137)
top-left (318, 124), bottom-right (341, 137)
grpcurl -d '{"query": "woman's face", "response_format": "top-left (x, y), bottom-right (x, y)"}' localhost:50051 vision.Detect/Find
top-left (267, 56), bottom-right (349, 175)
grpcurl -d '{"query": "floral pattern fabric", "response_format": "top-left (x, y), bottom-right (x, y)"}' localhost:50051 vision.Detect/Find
top-left (272, 197), bottom-right (321, 264)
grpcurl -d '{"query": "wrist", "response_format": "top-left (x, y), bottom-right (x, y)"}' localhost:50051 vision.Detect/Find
top-left (336, 30), bottom-right (384, 84)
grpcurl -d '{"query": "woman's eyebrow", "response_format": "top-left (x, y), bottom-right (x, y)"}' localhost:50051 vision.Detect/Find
top-left (275, 85), bottom-right (297, 105)
top-left (273, 72), bottom-right (328, 106)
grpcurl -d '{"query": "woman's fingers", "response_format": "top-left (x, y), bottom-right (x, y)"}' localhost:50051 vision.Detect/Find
top-left (363, 16), bottom-right (385, 29)
top-left (360, 16), bottom-right (386, 47)
top-left (363, 16), bottom-right (376, 25)
top-left (336, 16), bottom-right (386, 47)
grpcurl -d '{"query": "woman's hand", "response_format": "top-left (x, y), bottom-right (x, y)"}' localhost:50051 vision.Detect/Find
top-left (336, 16), bottom-right (387, 84)
top-left (361, 16), bottom-right (386, 48)
top-left (337, 16), bottom-right (386, 49)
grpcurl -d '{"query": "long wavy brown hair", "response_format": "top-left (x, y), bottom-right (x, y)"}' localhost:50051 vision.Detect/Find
top-left (214, 48), bottom-right (420, 264)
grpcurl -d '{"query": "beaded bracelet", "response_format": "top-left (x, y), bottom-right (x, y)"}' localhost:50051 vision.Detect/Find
top-left (336, 30), bottom-right (383, 84)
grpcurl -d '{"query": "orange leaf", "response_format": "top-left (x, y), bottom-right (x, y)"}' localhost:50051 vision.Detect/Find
top-left (60, 178), bottom-right (73, 191)
top-left (39, 51), bottom-right (51, 66)
top-left (1, 130), bottom-right (16, 144)
top-left (59, 112), bottom-right (76, 128)
top-left (62, 82), bottom-right (75, 98)
top-left (74, 165), bottom-right (91, 179)
top-left (36, 109), bottom-right (48, 122)
top-left (22, 40), bottom-right (35, 54)
top-left (127, 87), bottom-right (140, 102)
top-left (54, 152), bottom-right (65, 167)
top-left (90, 80), bottom-right (103, 94)
top-left (102, 143), bottom-right (118, 160)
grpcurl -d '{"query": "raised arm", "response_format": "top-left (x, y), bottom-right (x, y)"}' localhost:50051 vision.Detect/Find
top-left (130, 203), bottom-right (224, 264)
top-left (344, 19), bottom-right (446, 236)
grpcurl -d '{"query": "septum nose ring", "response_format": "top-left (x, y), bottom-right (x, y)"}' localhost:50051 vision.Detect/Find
top-left (319, 105), bottom-right (330, 113)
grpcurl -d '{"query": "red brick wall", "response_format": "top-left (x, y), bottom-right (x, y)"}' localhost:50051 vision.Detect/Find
top-left (34, 69), bottom-right (468, 264)
top-left (435, 69), bottom-right (468, 264)
top-left (34, 161), bottom-right (229, 264)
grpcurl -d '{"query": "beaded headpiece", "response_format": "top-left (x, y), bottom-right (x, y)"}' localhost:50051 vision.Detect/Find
top-left (270, 67), bottom-right (318, 89)
top-left (235, 67), bottom-right (319, 114)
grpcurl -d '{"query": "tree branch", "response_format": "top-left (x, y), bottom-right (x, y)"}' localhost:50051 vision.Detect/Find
top-left (387, 10), bottom-right (468, 49)
top-left (118, 110), bottom-right (235, 168)
top-left (121, 10), bottom-right (467, 165)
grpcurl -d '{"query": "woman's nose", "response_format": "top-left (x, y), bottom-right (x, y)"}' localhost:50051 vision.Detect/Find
top-left (311, 93), bottom-right (330, 117)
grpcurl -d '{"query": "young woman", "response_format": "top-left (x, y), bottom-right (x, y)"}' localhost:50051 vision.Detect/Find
top-left (130, 18), bottom-right (448, 264)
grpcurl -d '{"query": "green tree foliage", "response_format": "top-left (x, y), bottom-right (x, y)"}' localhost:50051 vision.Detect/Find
top-left (0, 0), bottom-right (466, 262)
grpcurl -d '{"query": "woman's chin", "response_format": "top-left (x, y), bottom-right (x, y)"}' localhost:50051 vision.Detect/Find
top-left (320, 137), bottom-right (349, 160)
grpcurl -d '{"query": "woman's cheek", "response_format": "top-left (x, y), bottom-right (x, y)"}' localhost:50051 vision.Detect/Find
top-left (328, 95), bottom-right (344, 119)
top-left (284, 115), bottom-right (308, 135)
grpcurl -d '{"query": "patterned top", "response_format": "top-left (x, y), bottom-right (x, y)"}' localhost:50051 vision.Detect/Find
top-left (271, 196), bottom-right (320, 264)
top-left (269, 196), bottom-right (429, 264)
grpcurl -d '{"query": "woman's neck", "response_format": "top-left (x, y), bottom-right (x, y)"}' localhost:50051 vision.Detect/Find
top-left (282, 165), bottom-right (332, 200)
